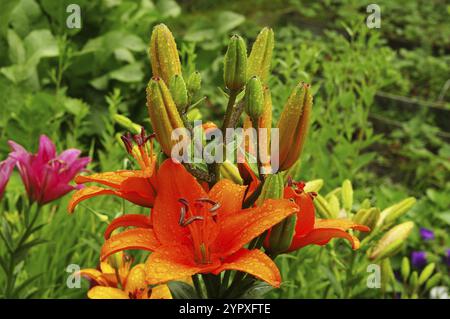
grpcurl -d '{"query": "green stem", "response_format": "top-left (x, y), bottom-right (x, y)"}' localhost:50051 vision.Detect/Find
top-left (192, 274), bottom-right (205, 299)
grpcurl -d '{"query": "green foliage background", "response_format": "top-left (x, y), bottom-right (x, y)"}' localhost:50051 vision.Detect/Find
top-left (0, 0), bottom-right (448, 298)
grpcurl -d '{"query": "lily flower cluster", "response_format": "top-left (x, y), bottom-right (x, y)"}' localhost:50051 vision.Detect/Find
top-left (69, 24), bottom-right (370, 299)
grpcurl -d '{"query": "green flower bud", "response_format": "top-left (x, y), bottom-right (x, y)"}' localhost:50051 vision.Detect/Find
top-left (304, 179), bottom-right (324, 193)
top-left (353, 207), bottom-right (380, 231)
top-left (425, 273), bottom-right (442, 290)
top-left (248, 27), bottom-right (274, 83)
top-left (378, 197), bottom-right (416, 226)
top-left (277, 82), bottom-right (313, 171)
top-left (169, 74), bottom-right (188, 112)
top-left (360, 198), bottom-right (371, 209)
top-left (341, 179), bottom-right (353, 212)
top-left (380, 258), bottom-right (394, 293)
top-left (401, 256), bottom-right (410, 282)
top-left (220, 161), bottom-right (243, 185)
top-left (409, 271), bottom-right (418, 290)
top-left (244, 76), bottom-right (264, 123)
top-left (146, 77), bottom-right (185, 157)
top-left (113, 114), bottom-right (142, 134)
top-left (187, 71), bottom-right (202, 97)
top-left (369, 221), bottom-right (414, 261)
top-left (149, 24), bottom-right (181, 84)
top-left (418, 263), bottom-right (435, 286)
top-left (327, 194), bottom-right (340, 218)
top-left (257, 173), bottom-right (284, 205)
top-left (314, 194), bottom-right (333, 219)
top-left (223, 35), bottom-right (247, 91)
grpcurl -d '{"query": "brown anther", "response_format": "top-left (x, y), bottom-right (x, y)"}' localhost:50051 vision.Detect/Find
top-left (181, 216), bottom-right (204, 227)
top-left (121, 133), bottom-right (133, 154)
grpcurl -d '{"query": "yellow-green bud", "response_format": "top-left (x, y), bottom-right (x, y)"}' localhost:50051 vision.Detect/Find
top-left (360, 198), bottom-right (371, 209)
top-left (409, 271), bottom-right (418, 290)
top-left (169, 74), bottom-right (188, 112)
top-left (304, 179), bottom-right (324, 193)
top-left (378, 197), bottom-right (416, 226)
top-left (425, 273), bottom-right (442, 290)
top-left (380, 258), bottom-right (394, 293)
top-left (146, 77), bottom-right (185, 157)
top-left (369, 221), bottom-right (414, 260)
top-left (244, 76), bottom-right (264, 123)
top-left (187, 71), bottom-right (202, 98)
top-left (113, 114), bottom-right (141, 134)
top-left (247, 27), bottom-right (274, 83)
top-left (353, 207), bottom-right (380, 231)
top-left (418, 263), bottom-right (435, 286)
top-left (314, 194), bottom-right (333, 219)
top-left (327, 194), bottom-right (340, 218)
top-left (220, 161), bottom-right (243, 185)
top-left (149, 24), bottom-right (181, 85)
top-left (257, 173), bottom-right (284, 205)
top-left (401, 256), bottom-right (410, 281)
top-left (223, 35), bottom-right (247, 91)
top-left (277, 82), bottom-right (313, 171)
top-left (341, 179), bottom-right (353, 212)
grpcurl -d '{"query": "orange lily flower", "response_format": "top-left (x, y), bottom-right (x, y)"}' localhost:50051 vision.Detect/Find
top-left (274, 180), bottom-right (370, 252)
top-left (68, 129), bottom-right (157, 213)
top-left (100, 160), bottom-right (299, 287)
top-left (78, 253), bottom-right (171, 299)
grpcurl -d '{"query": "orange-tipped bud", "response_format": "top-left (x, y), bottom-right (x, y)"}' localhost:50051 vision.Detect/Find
top-left (277, 82), bottom-right (313, 171)
top-left (149, 24), bottom-right (181, 85)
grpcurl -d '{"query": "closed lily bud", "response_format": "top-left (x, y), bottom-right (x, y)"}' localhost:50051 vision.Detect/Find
top-left (149, 23), bottom-right (181, 84)
top-left (341, 179), bottom-right (353, 212)
top-left (223, 35), bottom-right (247, 91)
top-left (244, 76), bottom-right (264, 123)
top-left (369, 221), bottom-right (415, 261)
top-left (187, 71), bottom-right (202, 98)
top-left (304, 179), bottom-right (324, 193)
top-left (353, 207), bottom-right (380, 231)
top-left (401, 257), bottom-right (410, 281)
top-left (380, 258), bottom-right (394, 293)
top-left (326, 194), bottom-right (340, 218)
top-left (409, 271), bottom-right (418, 290)
top-left (277, 82), bottom-right (313, 171)
top-left (113, 114), bottom-right (141, 134)
top-left (146, 77), bottom-right (185, 157)
top-left (360, 198), bottom-right (371, 209)
top-left (220, 161), bottom-right (243, 185)
top-left (378, 197), bottom-right (416, 226)
top-left (169, 74), bottom-right (188, 112)
top-left (425, 273), bottom-right (442, 290)
top-left (314, 194), bottom-right (333, 219)
top-left (418, 263), bottom-right (435, 286)
top-left (247, 27), bottom-right (274, 83)
top-left (262, 174), bottom-right (297, 255)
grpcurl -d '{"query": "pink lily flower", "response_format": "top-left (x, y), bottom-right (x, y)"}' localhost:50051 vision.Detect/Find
top-left (0, 157), bottom-right (16, 200)
top-left (8, 135), bottom-right (91, 205)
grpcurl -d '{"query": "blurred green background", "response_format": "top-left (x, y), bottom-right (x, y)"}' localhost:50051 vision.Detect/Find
top-left (0, 0), bottom-right (449, 298)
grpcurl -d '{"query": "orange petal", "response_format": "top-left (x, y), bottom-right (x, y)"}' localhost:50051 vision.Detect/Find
top-left (104, 214), bottom-right (152, 239)
top-left (213, 199), bottom-right (298, 256)
top-left (237, 162), bottom-right (260, 200)
top-left (289, 228), bottom-right (362, 251)
top-left (284, 187), bottom-right (315, 236)
top-left (152, 160), bottom-right (208, 245)
top-left (87, 286), bottom-right (129, 299)
top-left (315, 219), bottom-right (370, 232)
top-left (145, 245), bottom-right (220, 285)
top-left (77, 268), bottom-right (111, 286)
top-left (119, 175), bottom-right (156, 206)
top-left (68, 186), bottom-right (120, 213)
top-left (209, 179), bottom-right (246, 218)
top-left (213, 249), bottom-right (281, 287)
top-left (150, 285), bottom-right (172, 299)
top-left (125, 264), bottom-right (147, 293)
top-left (75, 170), bottom-right (145, 188)
top-left (100, 228), bottom-right (160, 261)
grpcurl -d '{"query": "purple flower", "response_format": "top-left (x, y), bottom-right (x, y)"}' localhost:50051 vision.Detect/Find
top-left (0, 157), bottom-right (16, 200)
top-left (420, 227), bottom-right (435, 241)
top-left (411, 251), bottom-right (427, 268)
top-left (446, 249), bottom-right (450, 267)
top-left (8, 135), bottom-right (90, 205)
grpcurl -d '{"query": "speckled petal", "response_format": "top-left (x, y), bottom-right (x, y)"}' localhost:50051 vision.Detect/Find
top-left (104, 214), bottom-right (152, 239)
top-left (145, 245), bottom-right (219, 285)
top-left (68, 186), bottom-right (120, 213)
top-left (289, 228), bottom-right (362, 251)
top-left (100, 228), bottom-right (160, 261)
top-left (87, 286), bottom-right (129, 299)
top-left (209, 179), bottom-right (246, 217)
top-left (213, 199), bottom-right (298, 256)
top-left (125, 264), bottom-right (147, 293)
top-left (214, 248), bottom-right (281, 287)
top-left (75, 170), bottom-right (145, 188)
